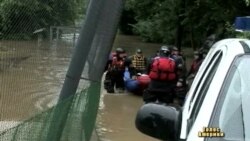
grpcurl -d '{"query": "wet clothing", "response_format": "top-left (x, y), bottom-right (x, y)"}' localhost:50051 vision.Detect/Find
top-left (143, 80), bottom-right (176, 104)
top-left (174, 78), bottom-right (188, 106)
top-left (104, 52), bottom-right (126, 93)
top-left (110, 70), bottom-right (125, 91)
top-left (143, 56), bottom-right (178, 104)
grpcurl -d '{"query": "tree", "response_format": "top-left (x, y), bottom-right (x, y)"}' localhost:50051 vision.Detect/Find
top-left (123, 0), bottom-right (250, 49)
top-left (125, 0), bottom-right (181, 43)
top-left (0, 0), bottom-right (85, 40)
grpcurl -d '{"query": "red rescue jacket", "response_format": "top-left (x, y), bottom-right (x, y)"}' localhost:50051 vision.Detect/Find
top-left (109, 55), bottom-right (125, 71)
top-left (149, 57), bottom-right (176, 81)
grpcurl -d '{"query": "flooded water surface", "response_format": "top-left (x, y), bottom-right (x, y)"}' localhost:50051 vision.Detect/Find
top-left (96, 93), bottom-right (159, 141)
top-left (0, 35), bottom-right (192, 140)
top-left (0, 41), bottom-right (72, 122)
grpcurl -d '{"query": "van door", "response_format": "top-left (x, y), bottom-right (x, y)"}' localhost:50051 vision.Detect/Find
top-left (180, 45), bottom-right (226, 140)
top-left (206, 54), bottom-right (250, 141)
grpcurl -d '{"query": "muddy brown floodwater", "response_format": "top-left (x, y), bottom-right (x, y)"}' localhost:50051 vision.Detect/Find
top-left (95, 35), bottom-right (193, 141)
top-left (0, 40), bottom-right (73, 131)
top-left (0, 35), bottom-right (193, 139)
top-left (96, 86), bottom-right (160, 141)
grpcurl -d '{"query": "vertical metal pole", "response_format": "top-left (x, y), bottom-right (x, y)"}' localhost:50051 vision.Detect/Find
top-left (83, 0), bottom-right (125, 140)
top-left (46, 0), bottom-right (106, 140)
top-left (58, 0), bottom-right (105, 100)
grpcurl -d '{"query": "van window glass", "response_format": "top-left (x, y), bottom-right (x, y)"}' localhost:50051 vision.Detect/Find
top-left (208, 55), bottom-right (250, 141)
top-left (189, 50), bottom-right (223, 103)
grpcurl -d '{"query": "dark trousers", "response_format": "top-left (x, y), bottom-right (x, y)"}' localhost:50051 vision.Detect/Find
top-left (104, 71), bottom-right (113, 92)
top-left (143, 80), bottom-right (176, 104)
top-left (111, 70), bottom-right (124, 89)
top-left (104, 70), bottom-right (124, 93)
top-left (174, 86), bottom-right (188, 106)
top-left (143, 89), bottom-right (174, 104)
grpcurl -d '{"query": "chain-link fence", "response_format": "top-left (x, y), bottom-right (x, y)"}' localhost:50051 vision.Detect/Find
top-left (0, 0), bottom-right (124, 140)
top-left (49, 26), bottom-right (81, 48)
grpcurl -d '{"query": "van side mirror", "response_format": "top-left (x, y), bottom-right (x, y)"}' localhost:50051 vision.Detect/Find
top-left (135, 103), bottom-right (182, 141)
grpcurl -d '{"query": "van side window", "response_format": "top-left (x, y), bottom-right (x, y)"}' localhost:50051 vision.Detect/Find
top-left (187, 51), bottom-right (223, 133)
top-left (189, 50), bottom-right (222, 103)
top-left (207, 55), bottom-right (250, 141)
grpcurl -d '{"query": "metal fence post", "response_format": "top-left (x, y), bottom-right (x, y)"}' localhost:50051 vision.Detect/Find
top-left (46, 0), bottom-right (106, 140)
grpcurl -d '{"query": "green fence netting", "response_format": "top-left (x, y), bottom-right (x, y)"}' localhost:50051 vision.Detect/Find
top-left (0, 81), bottom-right (101, 141)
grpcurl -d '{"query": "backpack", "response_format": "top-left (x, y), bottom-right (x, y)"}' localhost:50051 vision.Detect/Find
top-left (149, 57), bottom-right (176, 81)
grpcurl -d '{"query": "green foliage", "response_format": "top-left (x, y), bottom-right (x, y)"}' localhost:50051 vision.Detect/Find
top-left (245, 0), bottom-right (250, 6)
top-left (125, 0), bottom-right (180, 44)
top-left (119, 8), bottom-right (137, 35)
top-left (0, 0), bottom-right (85, 40)
top-left (124, 0), bottom-right (250, 47)
top-left (235, 31), bottom-right (250, 39)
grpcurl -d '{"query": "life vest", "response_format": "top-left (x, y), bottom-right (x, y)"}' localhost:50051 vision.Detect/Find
top-left (149, 57), bottom-right (176, 81)
top-left (132, 55), bottom-right (146, 70)
top-left (110, 56), bottom-right (125, 71)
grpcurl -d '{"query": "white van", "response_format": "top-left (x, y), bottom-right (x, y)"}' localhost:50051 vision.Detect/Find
top-left (136, 39), bottom-right (250, 141)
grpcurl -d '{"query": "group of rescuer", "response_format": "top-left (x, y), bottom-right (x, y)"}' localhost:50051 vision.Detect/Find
top-left (103, 45), bottom-right (205, 106)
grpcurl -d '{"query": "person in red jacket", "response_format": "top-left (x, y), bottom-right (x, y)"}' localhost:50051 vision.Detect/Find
top-left (186, 51), bottom-right (204, 88)
top-left (143, 46), bottom-right (178, 104)
top-left (104, 48), bottom-right (126, 93)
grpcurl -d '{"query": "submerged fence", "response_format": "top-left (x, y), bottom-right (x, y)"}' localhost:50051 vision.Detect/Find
top-left (0, 0), bottom-right (124, 140)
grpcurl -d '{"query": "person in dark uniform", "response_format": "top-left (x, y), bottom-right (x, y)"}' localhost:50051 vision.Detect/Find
top-left (170, 46), bottom-right (188, 106)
